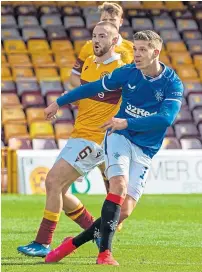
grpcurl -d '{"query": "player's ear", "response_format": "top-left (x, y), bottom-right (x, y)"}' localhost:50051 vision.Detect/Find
top-left (154, 49), bottom-right (160, 58)
top-left (120, 18), bottom-right (123, 27)
top-left (112, 36), bottom-right (118, 45)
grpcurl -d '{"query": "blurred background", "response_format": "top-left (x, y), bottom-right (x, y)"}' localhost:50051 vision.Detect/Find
top-left (1, 1), bottom-right (202, 195)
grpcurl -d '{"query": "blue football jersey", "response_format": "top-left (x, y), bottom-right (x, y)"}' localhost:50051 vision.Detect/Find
top-left (102, 63), bottom-right (184, 158)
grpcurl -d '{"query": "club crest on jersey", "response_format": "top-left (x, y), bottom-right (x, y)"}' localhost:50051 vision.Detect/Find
top-left (100, 71), bottom-right (110, 79)
top-left (154, 90), bottom-right (164, 102)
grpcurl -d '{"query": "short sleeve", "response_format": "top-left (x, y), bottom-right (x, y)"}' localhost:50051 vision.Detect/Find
top-left (102, 64), bottom-right (132, 91)
top-left (165, 77), bottom-right (184, 103)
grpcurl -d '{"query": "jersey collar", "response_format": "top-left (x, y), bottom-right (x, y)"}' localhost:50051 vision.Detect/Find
top-left (94, 53), bottom-right (121, 65)
top-left (143, 62), bottom-right (166, 82)
top-left (116, 34), bottom-right (123, 46)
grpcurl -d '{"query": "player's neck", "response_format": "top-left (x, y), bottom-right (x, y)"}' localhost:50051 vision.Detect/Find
top-left (95, 49), bottom-right (115, 64)
top-left (141, 61), bottom-right (163, 78)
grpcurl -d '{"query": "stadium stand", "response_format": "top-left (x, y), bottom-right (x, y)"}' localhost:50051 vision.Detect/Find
top-left (1, 1), bottom-right (202, 150)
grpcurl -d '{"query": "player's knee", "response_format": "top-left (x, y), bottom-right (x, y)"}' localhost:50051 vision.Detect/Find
top-left (45, 171), bottom-right (61, 194)
top-left (109, 176), bottom-right (127, 198)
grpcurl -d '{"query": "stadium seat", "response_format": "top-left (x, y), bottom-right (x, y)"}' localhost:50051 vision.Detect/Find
top-left (8, 137), bottom-right (32, 149)
top-left (1, 93), bottom-right (21, 108)
top-left (1, 5), bottom-right (14, 15)
top-left (122, 1), bottom-right (142, 9)
top-left (193, 109), bottom-right (202, 125)
top-left (161, 137), bottom-right (181, 149)
top-left (27, 40), bottom-right (51, 54)
top-left (86, 15), bottom-right (100, 29)
top-left (171, 10), bottom-right (193, 20)
top-left (187, 40), bottom-right (202, 55)
top-left (176, 67), bottom-right (199, 82)
top-left (2, 29), bottom-right (21, 40)
top-left (4, 40), bottom-right (27, 54)
top-left (8, 54), bottom-right (32, 68)
top-left (16, 81), bottom-right (40, 96)
top-left (26, 107), bottom-right (45, 124)
top-left (132, 18), bottom-right (153, 31)
top-left (39, 5), bottom-right (60, 15)
top-left (188, 94), bottom-right (202, 110)
top-left (4, 124), bottom-right (29, 143)
top-left (181, 97), bottom-right (189, 110)
top-left (159, 29), bottom-right (181, 42)
top-left (41, 15), bottom-right (62, 28)
top-left (176, 19), bottom-right (198, 32)
top-left (1, 67), bottom-right (12, 81)
top-left (18, 15), bottom-right (39, 27)
top-left (64, 16), bottom-right (85, 29)
top-left (166, 126), bottom-right (175, 137)
top-left (2, 108), bottom-right (26, 125)
top-left (182, 30), bottom-right (202, 42)
top-left (22, 27), bottom-right (46, 41)
top-left (154, 18), bottom-right (175, 31)
top-left (70, 28), bottom-right (91, 41)
top-left (1, 80), bottom-right (16, 93)
top-left (74, 40), bottom-right (89, 56)
top-left (142, 1), bottom-right (165, 9)
top-left (175, 109), bottom-right (192, 124)
top-left (62, 6), bottom-right (81, 16)
top-left (170, 52), bottom-right (193, 67)
top-left (165, 1), bottom-right (186, 10)
top-left (120, 27), bottom-right (134, 40)
top-left (1, 15), bottom-right (17, 28)
top-left (46, 92), bottom-right (62, 106)
top-left (193, 55), bottom-right (202, 70)
top-left (12, 67), bottom-right (35, 81)
top-left (21, 93), bottom-right (45, 108)
top-left (47, 26), bottom-right (68, 40)
top-left (40, 81), bottom-right (63, 96)
top-left (199, 124), bottom-right (202, 137)
top-left (183, 82), bottom-right (202, 97)
top-left (60, 68), bottom-right (71, 82)
top-left (15, 5), bottom-right (37, 16)
top-left (32, 139), bottom-right (57, 149)
top-left (55, 122), bottom-right (74, 139)
top-left (32, 54), bottom-right (56, 68)
top-left (35, 68), bottom-right (60, 81)
top-left (55, 106), bottom-right (74, 123)
top-left (30, 121), bottom-right (54, 139)
top-left (51, 40), bottom-right (73, 54)
top-left (180, 138), bottom-right (202, 149)
top-left (159, 55), bottom-right (171, 66)
top-left (166, 41), bottom-right (187, 53)
top-left (55, 54), bottom-right (76, 68)
top-left (175, 123), bottom-right (199, 139)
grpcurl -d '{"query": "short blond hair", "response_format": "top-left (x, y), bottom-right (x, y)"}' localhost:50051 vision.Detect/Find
top-left (133, 30), bottom-right (163, 49)
top-left (98, 2), bottom-right (123, 18)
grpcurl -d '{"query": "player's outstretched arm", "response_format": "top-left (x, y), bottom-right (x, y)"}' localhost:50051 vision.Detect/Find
top-left (126, 99), bottom-right (181, 132)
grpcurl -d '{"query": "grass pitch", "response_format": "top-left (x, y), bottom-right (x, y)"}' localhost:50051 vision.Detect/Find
top-left (1, 194), bottom-right (202, 272)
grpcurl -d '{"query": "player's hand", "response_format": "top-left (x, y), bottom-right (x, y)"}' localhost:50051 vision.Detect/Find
top-left (44, 102), bottom-right (59, 121)
top-left (61, 91), bottom-right (68, 96)
top-left (100, 117), bottom-right (128, 135)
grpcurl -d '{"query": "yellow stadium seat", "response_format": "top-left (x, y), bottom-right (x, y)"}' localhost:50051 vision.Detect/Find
top-left (26, 108), bottom-right (45, 124)
top-left (55, 54), bottom-right (76, 68)
top-left (4, 124), bottom-right (29, 143)
top-left (74, 40), bottom-right (88, 56)
top-left (35, 68), bottom-right (60, 81)
top-left (1, 53), bottom-right (9, 67)
top-left (8, 54), bottom-right (32, 67)
top-left (193, 55), bottom-right (202, 70)
top-left (32, 54), bottom-right (56, 68)
top-left (33, 1), bottom-right (57, 6)
top-left (165, 1), bottom-right (186, 10)
top-left (1, 93), bottom-right (22, 108)
top-left (176, 67), bottom-right (199, 82)
top-left (12, 67), bottom-right (35, 81)
top-left (27, 40), bottom-right (51, 54)
top-left (166, 41), bottom-right (187, 53)
top-left (170, 52), bottom-right (193, 69)
top-left (1, 67), bottom-right (12, 80)
top-left (199, 70), bottom-right (202, 81)
top-left (60, 67), bottom-right (71, 82)
top-left (142, 1), bottom-right (164, 9)
top-left (55, 123), bottom-right (74, 139)
top-left (2, 108), bottom-right (26, 125)
top-left (4, 40), bottom-right (27, 54)
top-left (46, 93), bottom-right (61, 106)
top-left (51, 40), bottom-right (73, 54)
top-left (159, 55), bottom-right (171, 66)
top-left (30, 121), bottom-right (54, 139)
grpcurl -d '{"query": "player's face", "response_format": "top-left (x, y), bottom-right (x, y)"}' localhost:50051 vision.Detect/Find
top-left (133, 40), bottom-right (159, 69)
top-left (100, 11), bottom-right (123, 30)
top-left (92, 26), bottom-right (113, 57)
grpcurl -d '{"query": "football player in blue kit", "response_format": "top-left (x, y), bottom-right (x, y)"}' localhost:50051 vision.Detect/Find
top-left (44, 30), bottom-right (184, 266)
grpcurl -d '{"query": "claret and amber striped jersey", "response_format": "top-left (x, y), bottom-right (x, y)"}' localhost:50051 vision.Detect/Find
top-left (71, 54), bottom-right (125, 144)
top-left (72, 35), bottom-right (133, 76)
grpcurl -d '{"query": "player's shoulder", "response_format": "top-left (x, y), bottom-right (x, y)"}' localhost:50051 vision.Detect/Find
top-left (113, 63), bottom-right (137, 78)
top-left (121, 38), bottom-right (134, 48)
top-left (85, 54), bottom-right (96, 63)
top-left (162, 64), bottom-right (184, 90)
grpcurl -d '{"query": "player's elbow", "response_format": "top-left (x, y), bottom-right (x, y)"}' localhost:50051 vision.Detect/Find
top-left (162, 115), bottom-right (174, 128)
top-left (69, 73), bottom-right (81, 89)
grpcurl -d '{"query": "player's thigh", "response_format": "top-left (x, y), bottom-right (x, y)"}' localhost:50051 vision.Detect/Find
top-left (127, 161), bottom-right (150, 202)
top-left (104, 133), bottom-right (131, 181)
top-left (56, 138), bottom-right (104, 176)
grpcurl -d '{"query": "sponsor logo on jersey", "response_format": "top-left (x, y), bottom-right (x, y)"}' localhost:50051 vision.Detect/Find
top-left (100, 71), bottom-right (110, 79)
top-left (125, 102), bottom-right (157, 118)
top-left (128, 83), bottom-right (136, 90)
top-left (98, 92), bottom-right (105, 98)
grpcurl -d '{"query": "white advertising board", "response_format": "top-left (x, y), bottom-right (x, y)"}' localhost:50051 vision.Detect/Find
top-left (17, 150), bottom-right (202, 195)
